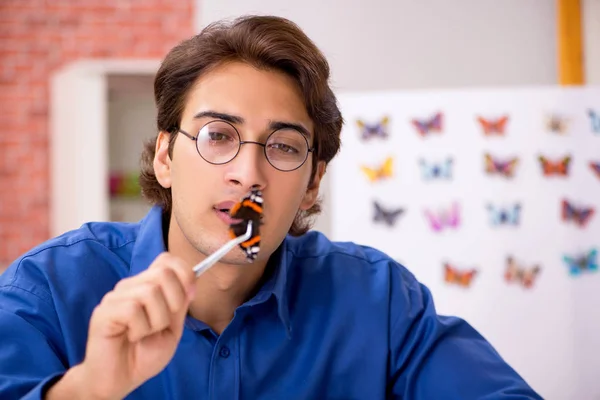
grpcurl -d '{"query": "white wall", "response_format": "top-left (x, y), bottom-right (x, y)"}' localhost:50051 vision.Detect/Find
top-left (196, 0), bottom-right (568, 236)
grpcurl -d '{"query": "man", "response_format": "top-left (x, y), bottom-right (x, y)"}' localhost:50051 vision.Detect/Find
top-left (0, 15), bottom-right (542, 399)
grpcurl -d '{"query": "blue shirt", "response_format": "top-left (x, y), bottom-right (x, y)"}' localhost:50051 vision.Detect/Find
top-left (0, 206), bottom-right (541, 399)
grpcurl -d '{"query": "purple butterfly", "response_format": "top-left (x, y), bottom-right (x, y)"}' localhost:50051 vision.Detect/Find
top-left (356, 116), bottom-right (389, 141)
top-left (424, 202), bottom-right (460, 232)
top-left (411, 112), bottom-right (443, 136)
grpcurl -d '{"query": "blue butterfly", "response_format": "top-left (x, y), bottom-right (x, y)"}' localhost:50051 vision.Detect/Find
top-left (419, 158), bottom-right (453, 180)
top-left (563, 248), bottom-right (598, 276)
top-left (356, 116), bottom-right (389, 141)
top-left (588, 109), bottom-right (600, 134)
top-left (487, 203), bottom-right (521, 226)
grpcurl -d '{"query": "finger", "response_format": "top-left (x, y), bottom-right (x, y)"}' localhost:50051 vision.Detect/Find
top-left (135, 282), bottom-right (172, 335)
top-left (150, 253), bottom-right (196, 295)
top-left (94, 295), bottom-right (151, 342)
top-left (151, 267), bottom-right (187, 314)
top-left (125, 300), bottom-right (153, 342)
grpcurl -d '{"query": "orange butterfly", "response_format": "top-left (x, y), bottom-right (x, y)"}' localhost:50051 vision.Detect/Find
top-left (505, 256), bottom-right (541, 289)
top-left (477, 115), bottom-right (509, 136)
top-left (538, 155), bottom-right (571, 176)
top-left (443, 263), bottom-right (477, 288)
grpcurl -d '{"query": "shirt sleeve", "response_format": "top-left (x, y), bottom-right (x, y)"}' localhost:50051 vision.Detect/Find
top-left (387, 264), bottom-right (544, 399)
top-left (0, 284), bottom-right (68, 399)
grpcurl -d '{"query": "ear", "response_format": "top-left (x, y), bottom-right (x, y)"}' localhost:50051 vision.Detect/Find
top-left (299, 161), bottom-right (326, 210)
top-left (154, 131), bottom-right (173, 189)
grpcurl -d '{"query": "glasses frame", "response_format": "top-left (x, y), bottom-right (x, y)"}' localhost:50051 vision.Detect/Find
top-left (177, 119), bottom-right (315, 172)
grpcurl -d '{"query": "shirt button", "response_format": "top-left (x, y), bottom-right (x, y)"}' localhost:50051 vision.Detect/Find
top-left (219, 346), bottom-right (230, 358)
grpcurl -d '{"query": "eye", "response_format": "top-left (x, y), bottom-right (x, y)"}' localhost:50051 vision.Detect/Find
top-left (269, 142), bottom-right (299, 154)
top-left (208, 131), bottom-right (231, 141)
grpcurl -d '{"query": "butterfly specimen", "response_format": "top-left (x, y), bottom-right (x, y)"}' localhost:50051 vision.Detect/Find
top-left (419, 157), bottom-right (453, 180)
top-left (356, 116), bottom-right (389, 141)
top-left (590, 161), bottom-right (600, 179)
top-left (372, 200), bottom-right (405, 227)
top-left (360, 156), bottom-right (394, 182)
top-left (411, 111), bottom-right (443, 136)
top-left (484, 153), bottom-right (519, 178)
top-left (504, 256), bottom-right (541, 289)
top-left (443, 263), bottom-right (477, 288)
top-left (486, 203), bottom-right (521, 226)
top-left (229, 188), bottom-right (263, 261)
top-left (538, 155), bottom-right (571, 176)
top-left (561, 199), bottom-right (595, 228)
top-left (476, 115), bottom-right (509, 136)
top-left (424, 202), bottom-right (460, 232)
top-left (545, 113), bottom-right (570, 134)
top-left (588, 109), bottom-right (600, 133)
top-left (563, 248), bottom-right (598, 276)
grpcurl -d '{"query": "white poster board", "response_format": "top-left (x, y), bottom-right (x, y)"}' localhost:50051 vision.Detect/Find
top-left (328, 86), bottom-right (600, 399)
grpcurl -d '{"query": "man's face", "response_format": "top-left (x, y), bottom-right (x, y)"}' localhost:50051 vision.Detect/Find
top-left (154, 61), bottom-right (324, 266)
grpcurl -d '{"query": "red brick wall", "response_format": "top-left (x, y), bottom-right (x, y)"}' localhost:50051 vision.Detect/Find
top-left (0, 1), bottom-right (194, 271)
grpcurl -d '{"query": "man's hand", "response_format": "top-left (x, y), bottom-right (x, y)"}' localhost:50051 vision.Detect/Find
top-left (47, 252), bottom-right (196, 400)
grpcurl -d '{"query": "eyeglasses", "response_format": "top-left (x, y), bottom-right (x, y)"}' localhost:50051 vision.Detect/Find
top-left (177, 120), bottom-right (315, 172)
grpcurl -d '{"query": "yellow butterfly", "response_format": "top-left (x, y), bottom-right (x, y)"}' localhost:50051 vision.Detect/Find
top-left (360, 156), bottom-right (393, 182)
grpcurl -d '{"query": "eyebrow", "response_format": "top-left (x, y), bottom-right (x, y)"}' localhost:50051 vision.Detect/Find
top-left (193, 110), bottom-right (312, 139)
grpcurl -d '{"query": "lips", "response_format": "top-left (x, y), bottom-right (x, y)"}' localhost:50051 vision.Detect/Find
top-left (214, 201), bottom-right (236, 211)
top-left (213, 201), bottom-right (242, 225)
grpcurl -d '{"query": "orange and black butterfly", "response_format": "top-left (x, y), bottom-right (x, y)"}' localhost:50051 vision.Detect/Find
top-left (443, 263), bottom-right (477, 288)
top-left (538, 155), bottom-right (571, 176)
top-left (229, 189), bottom-right (263, 261)
top-left (477, 115), bottom-right (509, 136)
top-left (505, 256), bottom-right (541, 289)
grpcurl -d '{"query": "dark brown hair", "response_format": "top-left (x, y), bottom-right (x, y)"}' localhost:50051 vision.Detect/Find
top-left (139, 15), bottom-right (343, 236)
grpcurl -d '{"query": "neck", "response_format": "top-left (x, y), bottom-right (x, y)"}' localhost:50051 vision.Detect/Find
top-left (189, 261), bottom-right (268, 334)
top-left (165, 213), bottom-right (269, 334)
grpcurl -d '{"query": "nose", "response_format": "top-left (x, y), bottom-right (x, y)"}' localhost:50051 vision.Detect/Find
top-left (223, 141), bottom-right (268, 191)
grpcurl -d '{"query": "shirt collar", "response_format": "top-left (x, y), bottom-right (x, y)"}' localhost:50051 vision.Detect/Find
top-left (129, 205), bottom-right (292, 336)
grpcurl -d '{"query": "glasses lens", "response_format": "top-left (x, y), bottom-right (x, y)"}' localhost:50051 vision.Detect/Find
top-left (265, 129), bottom-right (309, 171)
top-left (196, 121), bottom-right (240, 164)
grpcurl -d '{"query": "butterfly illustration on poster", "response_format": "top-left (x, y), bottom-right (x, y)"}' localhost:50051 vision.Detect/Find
top-left (443, 262), bottom-right (478, 288)
top-left (590, 161), bottom-right (600, 179)
top-left (561, 199), bottom-right (595, 228)
top-left (419, 157), bottom-right (453, 181)
top-left (505, 256), bottom-right (542, 289)
top-left (356, 116), bottom-right (390, 141)
top-left (411, 111), bottom-right (443, 137)
top-left (484, 153), bottom-right (519, 178)
top-left (486, 203), bottom-right (522, 227)
top-left (588, 109), bottom-right (600, 134)
top-left (538, 154), bottom-right (571, 177)
top-left (424, 202), bottom-right (461, 233)
top-left (359, 156), bottom-right (394, 183)
top-left (563, 248), bottom-right (598, 277)
top-left (477, 115), bottom-right (509, 136)
top-left (545, 112), bottom-right (570, 134)
top-left (372, 200), bottom-right (405, 228)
